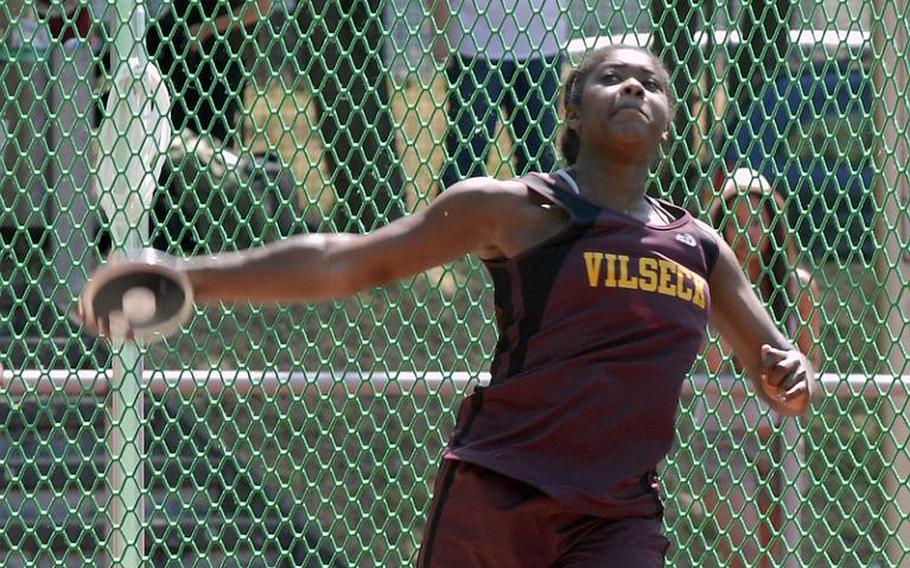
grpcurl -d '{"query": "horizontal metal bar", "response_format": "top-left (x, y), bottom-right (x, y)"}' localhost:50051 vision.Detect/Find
top-left (0, 370), bottom-right (907, 400)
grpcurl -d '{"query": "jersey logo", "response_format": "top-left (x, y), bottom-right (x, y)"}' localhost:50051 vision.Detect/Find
top-left (675, 233), bottom-right (697, 247)
top-left (582, 251), bottom-right (708, 309)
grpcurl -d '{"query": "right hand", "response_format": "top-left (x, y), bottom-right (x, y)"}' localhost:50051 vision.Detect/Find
top-left (78, 248), bottom-right (184, 341)
top-left (78, 287), bottom-right (115, 340)
top-left (78, 278), bottom-right (136, 342)
top-left (79, 308), bottom-right (139, 343)
top-left (78, 252), bottom-right (122, 339)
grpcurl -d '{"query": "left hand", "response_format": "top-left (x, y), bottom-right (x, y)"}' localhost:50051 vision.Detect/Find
top-left (760, 344), bottom-right (813, 415)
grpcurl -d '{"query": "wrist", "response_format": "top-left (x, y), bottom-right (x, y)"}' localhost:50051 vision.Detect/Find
top-left (181, 256), bottom-right (219, 303)
top-left (769, 386), bottom-right (812, 416)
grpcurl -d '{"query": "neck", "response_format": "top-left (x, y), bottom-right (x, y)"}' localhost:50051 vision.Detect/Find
top-left (570, 150), bottom-right (654, 213)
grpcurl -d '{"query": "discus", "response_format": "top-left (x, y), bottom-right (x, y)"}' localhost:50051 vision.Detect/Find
top-left (81, 249), bottom-right (193, 344)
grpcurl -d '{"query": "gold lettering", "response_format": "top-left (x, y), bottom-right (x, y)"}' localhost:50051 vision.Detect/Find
top-left (676, 266), bottom-right (694, 301)
top-left (584, 251), bottom-right (707, 309)
top-left (617, 255), bottom-right (638, 289)
top-left (583, 252), bottom-right (604, 288)
top-left (692, 275), bottom-right (707, 308)
top-left (603, 254), bottom-right (618, 287)
top-left (658, 259), bottom-right (677, 297)
top-left (638, 258), bottom-right (658, 292)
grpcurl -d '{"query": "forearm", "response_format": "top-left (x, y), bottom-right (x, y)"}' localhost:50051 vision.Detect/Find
top-left (708, 238), bottom-right (813, 417)
top-left (183, 233), bottom-right (361, 304)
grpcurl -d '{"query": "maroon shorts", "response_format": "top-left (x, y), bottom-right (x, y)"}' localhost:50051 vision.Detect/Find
top-left (417, 459), bottom-right (669, 567)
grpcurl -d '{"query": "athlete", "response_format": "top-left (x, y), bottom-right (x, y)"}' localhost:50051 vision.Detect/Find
top-left (81, 46), bottom-right (814, 566)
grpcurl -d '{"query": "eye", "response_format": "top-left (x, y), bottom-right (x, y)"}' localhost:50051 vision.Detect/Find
top-left (601, 72), bottom-right (621, 85)
top-left (643, 79), bottom-right (663, 92)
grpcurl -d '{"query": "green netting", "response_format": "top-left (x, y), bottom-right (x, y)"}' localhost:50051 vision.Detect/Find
top-left (0, 0), bottom-right (908, 566)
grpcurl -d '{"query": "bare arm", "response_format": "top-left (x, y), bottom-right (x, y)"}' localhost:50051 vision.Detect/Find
top-left (184, 178), bottom-right (512, 304)
top-left (706, 226), bottom-right (815, 416)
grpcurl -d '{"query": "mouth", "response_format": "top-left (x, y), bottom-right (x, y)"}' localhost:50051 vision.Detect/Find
top-left (610, 107), bottom-right (648, 119)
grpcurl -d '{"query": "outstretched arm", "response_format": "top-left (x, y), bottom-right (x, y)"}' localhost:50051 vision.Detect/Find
top-left (184, 178), bottom-right (510, 304)
top-left (706, 227), bottom-right (815, 416)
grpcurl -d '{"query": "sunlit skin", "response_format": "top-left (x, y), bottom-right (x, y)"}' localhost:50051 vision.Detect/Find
top-left (710, 190), bottom-right (819, 372)
top-left (566, 49), bottom-right (671, 219)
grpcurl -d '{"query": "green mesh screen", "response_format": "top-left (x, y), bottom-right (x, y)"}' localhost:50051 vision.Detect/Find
top-left (1, 0), bottom-right (908, 566)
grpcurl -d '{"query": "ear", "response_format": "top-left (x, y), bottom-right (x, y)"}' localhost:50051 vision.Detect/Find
top-left (566, 103), bottom-right (582, 134)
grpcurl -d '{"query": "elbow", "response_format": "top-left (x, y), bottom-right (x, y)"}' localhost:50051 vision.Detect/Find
top-left (321, 242), bottom-right (361, 299)
top-left (322, 268), bottom-right (359, 299)
top-left (320, 235), bottom-right (393, 298)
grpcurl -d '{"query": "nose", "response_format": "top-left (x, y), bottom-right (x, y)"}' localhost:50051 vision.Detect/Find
top-left (620, 78), bottom-right (645, 97)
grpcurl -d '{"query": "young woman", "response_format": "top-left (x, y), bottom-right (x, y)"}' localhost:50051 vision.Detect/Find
top-left (700, 168), bottom-right (820, 566)
top-left (82, 46), bottom-right (814, 566)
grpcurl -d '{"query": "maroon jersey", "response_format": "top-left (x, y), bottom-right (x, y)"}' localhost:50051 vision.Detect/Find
top-left (445, 170), bottom-right (717, 518)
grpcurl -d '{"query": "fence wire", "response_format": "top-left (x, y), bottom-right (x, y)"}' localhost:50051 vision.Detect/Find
top-left (1, 0), bottom-right (909, 566)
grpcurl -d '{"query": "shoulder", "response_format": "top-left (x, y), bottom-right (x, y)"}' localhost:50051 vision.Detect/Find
top-left (444, 176), bottom-right (528, 197)
top-left (435, 176), bottom-right (572, 260)
top-left (438, 177), bottom-right (545, 211)
top-left (692, 217), bottom-right (721, 248)
top-left (427, 177), bottom-right (546, 236)
top-left (692, 217), bottom-right (719, 238)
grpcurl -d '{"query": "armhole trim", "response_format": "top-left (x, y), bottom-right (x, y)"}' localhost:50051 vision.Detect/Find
top-left (695, 221), bottom-right (720, 277)
top-left (554, 170), bottom-right (581, 194)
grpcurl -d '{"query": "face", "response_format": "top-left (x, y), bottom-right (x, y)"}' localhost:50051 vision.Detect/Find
top-left (724, 194), bottom-right (773, 267)
top-left (567, 49), bottom-right (672, 157)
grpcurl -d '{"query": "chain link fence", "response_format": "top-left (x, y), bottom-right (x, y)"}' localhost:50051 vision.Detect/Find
top-left (1, 0), bottom-right (908, 566)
